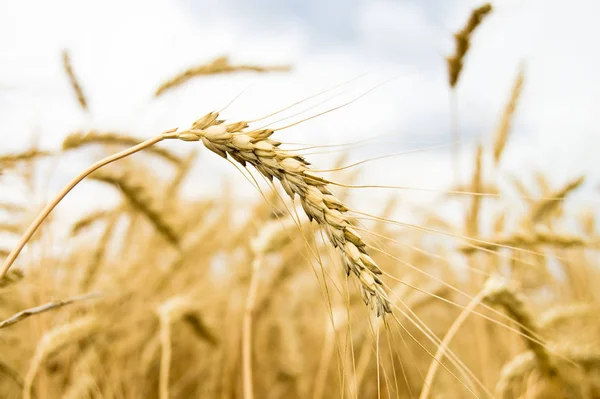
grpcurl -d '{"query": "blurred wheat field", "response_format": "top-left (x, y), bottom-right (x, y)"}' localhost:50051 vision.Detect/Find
top-left (1, 3), bottom-right (600, 399)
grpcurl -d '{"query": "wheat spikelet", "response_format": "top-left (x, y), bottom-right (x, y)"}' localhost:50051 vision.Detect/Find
top-left (155, 55), bottom-right (291, 97)
top-left (90, 168), bottom-right (180, 246)
top-left (23, 315), bottom-right (98, 399)
top-left (62, 50), bottom-right (88, 110)
top-left (493, 65), bottom-right (525, 164)
top-left (167, 112), bottom-right (392, 316)
top-left (63, 131), bottom-right (183, 165)
top-left (447, 3), bottom-right (493, 88)
top-left (530, 175), bottom-right (585, 223)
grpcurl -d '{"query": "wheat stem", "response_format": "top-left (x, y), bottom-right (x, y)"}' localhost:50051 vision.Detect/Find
top-left (242, 255), bottom-right (262, 399)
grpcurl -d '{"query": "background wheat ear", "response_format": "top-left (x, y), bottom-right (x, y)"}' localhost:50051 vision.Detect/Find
top-left (446, 3), bottom-right (493, 88)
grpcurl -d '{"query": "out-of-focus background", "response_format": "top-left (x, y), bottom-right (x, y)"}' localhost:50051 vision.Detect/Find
top-left (1, 0), bottom-right (598, 216)
top-left (3, 2), bottom-right (600, 398)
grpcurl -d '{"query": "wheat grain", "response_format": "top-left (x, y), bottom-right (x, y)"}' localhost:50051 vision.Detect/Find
top-left (493, 65), bottom-right (525, 165)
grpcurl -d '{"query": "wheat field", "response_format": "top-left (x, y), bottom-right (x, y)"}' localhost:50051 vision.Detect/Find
top-left (1, 2), bottom-right (599, 399)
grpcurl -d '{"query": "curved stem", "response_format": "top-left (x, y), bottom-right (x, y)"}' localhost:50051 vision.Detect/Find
top-left (0, 134), bottom-right (166, 279)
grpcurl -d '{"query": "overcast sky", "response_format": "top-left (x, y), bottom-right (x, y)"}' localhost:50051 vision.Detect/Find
top-left (1, 0), bottom-right (598, 224)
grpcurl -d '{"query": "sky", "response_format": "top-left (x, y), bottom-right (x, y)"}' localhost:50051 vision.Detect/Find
top-left (0, 0), bottom-right (599, 227)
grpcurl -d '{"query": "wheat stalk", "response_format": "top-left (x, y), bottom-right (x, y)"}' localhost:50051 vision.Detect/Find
top-left (167, 112), bottom-right (392, 316)
top-left (156, 296), bottom-right (212, 399)
top-left (465, 145), bottom-right (483, 237)
top-left (0, 293), bottom-right (100, 329)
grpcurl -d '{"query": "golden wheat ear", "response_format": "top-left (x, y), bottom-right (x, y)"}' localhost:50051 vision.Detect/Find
top-left (166, 113), bottom-right (392, 317)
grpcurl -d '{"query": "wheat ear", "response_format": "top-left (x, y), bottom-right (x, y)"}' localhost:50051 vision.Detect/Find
top-left (167, 112), bottom-right (392, 316)
top-left (62, 50), bottom-right (88, 110)
top-left (155, 55), bottom-right (291, 97)
top-left (446, 3), bottom-right (493, 88)
top-left (156, 296), bottom-right (208, 399)
top-left (529, 175), bottom-right (585, 223)
top-left (484, 279), bottom-right (557, 378)
top-left (493, 65), bottom-right (525, 165)
top-left (90, 168), bottom-right (180, 246)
